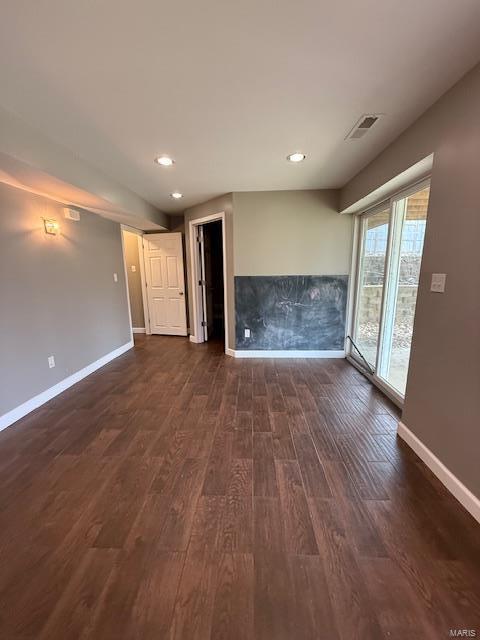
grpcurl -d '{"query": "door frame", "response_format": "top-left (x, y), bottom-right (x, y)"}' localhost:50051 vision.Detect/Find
top-left (120, 225), bottom-right (151, 335)
top-left (345, 177), bottom-right (431, 408)
top-left (188, 212), bottom-right (230, 352)
top-left (197, 225), bottom-right (209, 341)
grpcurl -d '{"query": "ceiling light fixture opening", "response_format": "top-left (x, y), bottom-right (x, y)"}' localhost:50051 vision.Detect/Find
top-left (170, 192), bottom-right (183, 199)
top-left (287, 152), bottom-right (306, 163)
top-left (155, 155), bottom-right (175, 166)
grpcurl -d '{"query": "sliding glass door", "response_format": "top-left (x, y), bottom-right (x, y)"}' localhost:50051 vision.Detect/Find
top-left (351, 182), bottom-right (430, 400)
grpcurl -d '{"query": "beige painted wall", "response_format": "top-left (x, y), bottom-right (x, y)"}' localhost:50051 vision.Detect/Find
top-left (183, 190), bottom-right (353, 350)
top-left (122, 229), bottom-right (145, 329)
top-left (184, 194), bottom-right (235, 348)
top-left (341, 62), bottom-right (480, 212)
top-left (341, 62), bottom-right (480, 499)
top-left (233, 190), bottom-right (352, 276)
top-left (0, 182), bottom-right (131, 416)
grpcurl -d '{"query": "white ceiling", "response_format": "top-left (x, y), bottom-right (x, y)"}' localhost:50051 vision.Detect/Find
top-left (1, 0), bottom-right (480, 214)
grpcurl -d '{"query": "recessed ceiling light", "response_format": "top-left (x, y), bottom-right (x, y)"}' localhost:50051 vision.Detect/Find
top-left (287, 152), bottom-right (306, 163)
top-left (155, 155), bottom-right (174, 166)
top-left (170, 192), bottom-right (183, 199)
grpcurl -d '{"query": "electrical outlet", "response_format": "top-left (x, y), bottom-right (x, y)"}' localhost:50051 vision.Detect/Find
top-left (48, 355), bottom-right (55, 369)
top-left (244, 328), bottom-right (251, 338)
top-left (113, 273), bottom-right (118, 282)
top-left (430, 273), bottom-right (446, 293)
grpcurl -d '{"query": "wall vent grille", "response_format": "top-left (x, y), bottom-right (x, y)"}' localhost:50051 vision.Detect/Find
top-left (63, 208), bottom-right (81, 221)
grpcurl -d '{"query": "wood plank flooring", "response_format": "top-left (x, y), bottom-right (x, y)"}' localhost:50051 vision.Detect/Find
top-left (0, 335), bottom-right (479, 639)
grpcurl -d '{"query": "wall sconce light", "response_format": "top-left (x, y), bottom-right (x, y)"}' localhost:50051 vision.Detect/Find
top-left (42, 218), bottom-right (60, 235)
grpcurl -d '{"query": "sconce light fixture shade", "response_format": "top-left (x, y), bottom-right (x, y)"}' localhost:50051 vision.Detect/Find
top-left (43, 218), bottom-right (60, 235)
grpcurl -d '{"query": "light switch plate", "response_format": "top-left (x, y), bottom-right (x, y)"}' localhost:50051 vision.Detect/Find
top-left (430, 273), bottom-right (446, 293)
top-left (48, 355), bottom-right (55, 369)
top-left (131, 265), bottom-right (137, 272)
top-left (113, 273), bottom-right (118, 282)
top-left (244, 328), bottom-right (251, 338)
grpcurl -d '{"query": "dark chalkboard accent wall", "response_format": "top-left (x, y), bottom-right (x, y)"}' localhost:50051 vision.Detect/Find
top-left (235, 275), bottom-right (348, 350)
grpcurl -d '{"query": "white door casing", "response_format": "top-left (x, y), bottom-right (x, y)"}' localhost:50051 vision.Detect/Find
top-left (143, 233), bottom-right (187, 336)
top-left (188, 211), bottom-right (229, 352)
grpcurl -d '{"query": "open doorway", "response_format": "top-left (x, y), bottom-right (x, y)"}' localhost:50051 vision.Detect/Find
top-left (121, 226), bottom-right (148, 336)
top-left (121, 226), bottom-right (188, 338)
top-left (198, 220), bottom-right (225, 344)
top-left (188, 212), bottom-right (229, 352)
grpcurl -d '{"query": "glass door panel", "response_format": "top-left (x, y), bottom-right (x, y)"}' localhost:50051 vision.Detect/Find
top-left (352, 209), bottom-right (390, 369)
top-left (378, 187), bottom-right (430, 395)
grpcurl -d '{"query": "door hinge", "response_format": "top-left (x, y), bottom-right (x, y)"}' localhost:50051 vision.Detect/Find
top-left (198, 279), bottom-right (206, 286)
top-left (201, 321), bottom-right (207, 327)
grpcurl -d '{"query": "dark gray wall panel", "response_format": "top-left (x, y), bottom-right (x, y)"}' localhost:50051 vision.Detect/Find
top-left (235, 275), bottom-right (348, 350)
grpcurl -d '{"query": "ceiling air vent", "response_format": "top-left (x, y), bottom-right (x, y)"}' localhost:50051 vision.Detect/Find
top-left (346, 114), bottom-right (382, 140)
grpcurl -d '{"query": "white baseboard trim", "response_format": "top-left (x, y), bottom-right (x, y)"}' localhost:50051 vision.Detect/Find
top-left (132, 327), bottom-right (146, 334)
top-left (189, 334), bottom-right (202, 343)
top-left (230, 349), bottom-right (345, 359)
top-left (225, 347), bottom-right (235, 357)
top-left (397, 421), bottom-right (480, 524)
top-left (0, 340), bottom-right (134, 432)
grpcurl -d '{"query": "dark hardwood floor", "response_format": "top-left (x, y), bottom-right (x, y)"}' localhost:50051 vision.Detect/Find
top-left (0, 335), bottom-right (479, 639)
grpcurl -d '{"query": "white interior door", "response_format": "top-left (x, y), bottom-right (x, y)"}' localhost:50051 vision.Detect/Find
top-left (143, 233), bottom-right (187, 336)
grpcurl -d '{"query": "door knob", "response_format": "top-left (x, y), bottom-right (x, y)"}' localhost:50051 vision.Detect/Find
top-left (179, 291), bottom-right (184, 295)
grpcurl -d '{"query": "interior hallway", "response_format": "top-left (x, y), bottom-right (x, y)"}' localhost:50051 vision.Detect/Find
top-left (0, 335), bottom-right (478, 639)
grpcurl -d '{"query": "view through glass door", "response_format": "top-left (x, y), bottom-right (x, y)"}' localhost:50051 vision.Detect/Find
top-left (352, 208), bottom-right (390, 369)
top-left (351, 183), bottom-right (430, 399)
